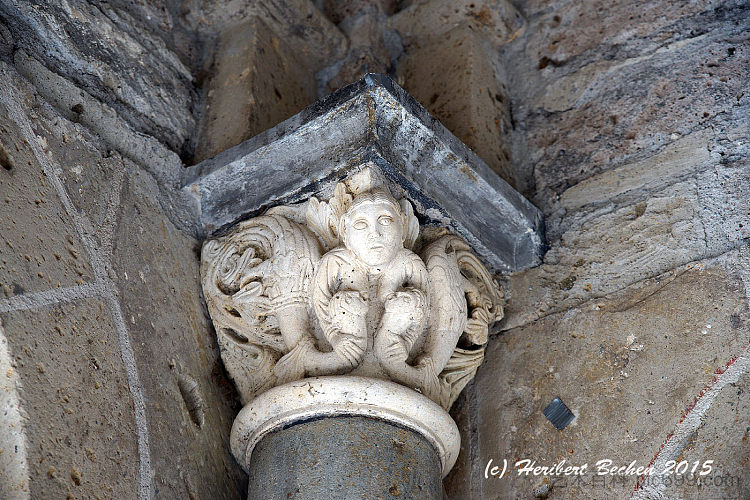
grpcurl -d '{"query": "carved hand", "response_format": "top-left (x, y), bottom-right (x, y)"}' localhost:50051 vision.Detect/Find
top-left (330, 291), bottom-right (368, 323)
top-left (328, 332), bottom-right (366, 367)
top-left (374, 289), bottom-right (427, 365)
top-left (329, 291), bottom-right (368, 367)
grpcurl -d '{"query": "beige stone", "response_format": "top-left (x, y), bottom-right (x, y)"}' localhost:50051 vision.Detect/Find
top-left (0, 89), bottom-right (93, 297)
top-left (0, 63), bottom-right (246, 499)
top-left (389, 0), bottom-right (525, 46)
top-left (524, 35), bottom-right (748, 212)
top-left (320, 0), bottom-right (399, 25)
top-left (558, 128), bottom-right (713, 213)
top-left (470, 253), bottom-right (750, 498)
top-left (502, 172), bottom-right (748, 330)
top-left (655, 370), bottom-right (750, 500)
top-left (325, 7), bottom-right (395, 91)
top-left (396, 26), bottom-right (515, 185)
top-left (0, 319), bottom-right (29, 500)
top-left (112, 166), bottom-right (246, 497)
top-left (1, 300), bottom-right (139, 500)
top-left (194, 17), bottom-right (318, 162)
top-left (199, 0), bottom-right (347, 72)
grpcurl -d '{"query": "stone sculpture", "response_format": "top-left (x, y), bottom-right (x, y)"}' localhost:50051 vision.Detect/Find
top-left (201, 167), bottom-right (503, 410)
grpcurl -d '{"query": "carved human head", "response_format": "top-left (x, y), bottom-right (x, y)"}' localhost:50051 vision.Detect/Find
top-left (340, 189), bottom-right (406, 268)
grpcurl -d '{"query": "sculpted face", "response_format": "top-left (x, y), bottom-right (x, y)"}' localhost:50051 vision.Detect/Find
top-left (343, 194), bottom-right (404, 268)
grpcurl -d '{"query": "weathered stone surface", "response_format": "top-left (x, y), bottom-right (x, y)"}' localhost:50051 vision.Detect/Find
top-left (323, 6), bottom-right (400, 92)
top-left (469, 248), bottom-right (750, 499)
top-left (199, 0), bottom-right (347, 73)
top-left (531, 33), bottom-right (748, 216)
top-left (85, 0), bottom-right (205, 72)
top-left (504, 0), bottom-right (749, 208)
top-left (502, 163), bottom-right (749, 330)
top-left (666, 371), bottom-right (750, 500)
top-left (0, 319), bottom-right (29, 499)
top-left (1, 56), bottom-right (244, 498)
top-left (13, 51), bottom-right (183, 188)
top-left (194, 16), bottom-right (318, 163)
top-left (185, 75), bottom-right (544, 274)
top-left (320, 0), bottom-right (399, 25)
top-left (0, 0), bottom-right (197, 155)
top-left (396, 26), bottom-right (515, 185)
top-left (18, 78), bottom-right (130, 245)
top-left (555, 128), bottom-right (713, 215)
top-left (389, 0), bottom-right (525, 46)
top-left (1, 300), bottom-right (139, 499)
top-left (248, 416), bottom-right (442, 500)
top-left (444, 384), bottom-right (481, 499)
top-left (0, 68), bottom-right (93, 297)
top-left (112, 167), bottom-right (245, 498)
top-left (519, 0), bottom-right (735, 68)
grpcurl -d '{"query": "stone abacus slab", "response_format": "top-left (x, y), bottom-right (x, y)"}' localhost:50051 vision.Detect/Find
top-left (182, 73), bottom-right (544, 273)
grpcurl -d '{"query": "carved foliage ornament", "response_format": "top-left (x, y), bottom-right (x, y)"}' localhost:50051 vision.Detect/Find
top-left (201, 168), bottom-right (504, 410)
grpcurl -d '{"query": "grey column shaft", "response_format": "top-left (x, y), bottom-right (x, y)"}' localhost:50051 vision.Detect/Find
top-left (246, 415), bottom-right (443, 499)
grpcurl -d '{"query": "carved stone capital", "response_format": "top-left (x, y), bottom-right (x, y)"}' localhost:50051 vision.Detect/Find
top-left (201, 167), bottom-right (504, 412)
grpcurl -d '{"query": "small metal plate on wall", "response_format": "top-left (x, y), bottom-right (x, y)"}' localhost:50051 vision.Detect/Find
top-left (543, 397), bottom-right (575, 430)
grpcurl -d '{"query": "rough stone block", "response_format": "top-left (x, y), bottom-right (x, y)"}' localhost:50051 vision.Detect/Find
top-left (1, 300), bottom-right (139, 499)
top-left (396, 26), bottom-right (515, 186)
top-left (200, 0), bottom-right (348, 73)
top-left (87, 0), bottom-right (205, 71)
top-left (556, 128), bottom-right (713, 214)
top-left (666, 371), bottom-right (750, 500)
top-left (502, 157), bottom-right (749, 330)
top-left (12, 51), bottom-right (182, 188)
top-left (522, 0), bottom-right (734, 68)
top-left (521, 12), bottom-right (749, 213)
top-left (443, 385), bottom-right (480, 499)
top-left (22, 92), bottom-right (128, 245)
top-left (389, 0), bottom-right (525, 46)
top-left (474, 250), bottom-right (750, 499)
top-left (323, 7), bottom-right (400, 92)
top-left (112, 167), bottom-right (245, 498)
top-left (0, 73), bottom-right (93, 297)
top-left (0, 0), bottom-right (196, 154)
top-left (320, 0), bottom-right (399, 25)
top-left (497, 0), bottom-right (748, 198)
top-left (194, 16), bottom-right (318, 162)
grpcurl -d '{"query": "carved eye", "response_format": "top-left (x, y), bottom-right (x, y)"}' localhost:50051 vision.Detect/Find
top-left (353, 219), bottom-right (368, 230)
top-left (378, 215), bottom-right (393, 226)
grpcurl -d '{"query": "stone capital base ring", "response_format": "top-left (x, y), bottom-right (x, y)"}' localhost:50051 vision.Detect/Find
top-left (230, 375), bottom-right (460, 477)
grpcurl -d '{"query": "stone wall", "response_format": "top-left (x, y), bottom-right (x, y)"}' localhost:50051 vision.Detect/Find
top-left (445, 1), bottom-right (750, 498)
top-left (1, 1), bottom-right (748, 499)
top-left (0, 2), bottom-right (244, 498)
